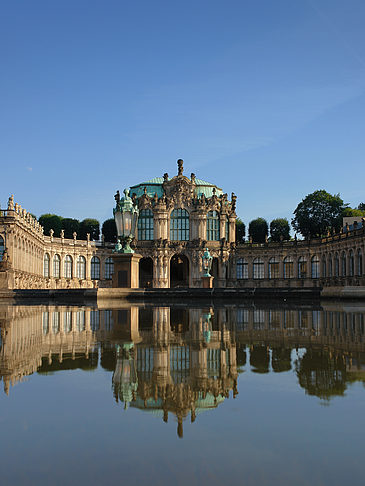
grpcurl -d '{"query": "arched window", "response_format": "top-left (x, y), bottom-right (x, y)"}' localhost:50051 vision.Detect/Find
top-left (105, 257), bottom-right (114, 280)
top-left (253, 258), bottom-right (264, 279)
top-left (269, 257), bottom-right (279, 279)
top-left (0, 235), bottom-right (4, 261)
top-left (42, 312), bottom-right (49, 335)
top-left (90, 310), bottom-right (100, 331)
top-left (328, 255), bottom-right (333, 277)
top-left (76, 255), bottom-right (86, 279)
top-left (64, 255), bottom-right (73, 279)
top-left (283, 256), bottom-right (294, 279)
top-left (170, 209), bottom-right (189, 241)
top-left (52, 312), bottom-right (60, 334)
top-left (298, 257), bottom-right (307, 279)
top-left (311, 255), bottom-right (320, 279)
top-left (138, 209), bottom-right (154, 240)
top-left (341, 252), bottom-right (346, 276)
top-left (53, 254), bottom-right (61, 278)
top-left (349, 250), bottom-right (354, 277)
top-left (357, 249), bottom-right (363, 276)
top-left (91, 256), bottom-right (100, 280)
top-left (236, 258), bottom-right (248, 279)
top-left (43, 253), bottom-right (50, 277)
top-left (207, 211), bottom-right (220, 241)
top-left (322, 256), bottom-right (327, 278)
top-left (76, 310), bottom-right (85, 331)
top-left (64, 311), bottom-right (72, 333)
top-left (334, 253), bottom-right (339, 276)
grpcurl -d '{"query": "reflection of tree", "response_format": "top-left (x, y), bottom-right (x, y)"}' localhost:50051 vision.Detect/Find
top-left (295, 348), bottom-right (347, 399)
top-left (236, 345), bottom-right (247, 368)
top-left (250, 345), bottom-right (269, 373)
top-left (272, 347), bottom-right (291, 373)
top-left (38, 352), bottom-right (98, 373)
top-left (100, 344), bottom-right (117, 372)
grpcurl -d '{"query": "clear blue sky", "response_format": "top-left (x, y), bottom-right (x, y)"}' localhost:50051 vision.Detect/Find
top-left (1, 0), bottom-right (364, 228)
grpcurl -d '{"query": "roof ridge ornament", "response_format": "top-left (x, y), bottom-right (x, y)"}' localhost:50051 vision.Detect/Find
top-left (177, 158), bottom-right (184, 176)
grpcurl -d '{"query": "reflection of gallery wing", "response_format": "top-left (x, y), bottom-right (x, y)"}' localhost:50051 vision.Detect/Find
top-left (0, 305), bottom-right (97, 395)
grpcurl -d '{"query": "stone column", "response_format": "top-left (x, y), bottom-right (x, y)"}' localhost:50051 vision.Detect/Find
top-left (229, 216), bottom-right (236, 244)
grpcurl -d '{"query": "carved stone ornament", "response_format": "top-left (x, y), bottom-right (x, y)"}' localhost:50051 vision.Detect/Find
top-left (8, 195), bottom-right (14, 210)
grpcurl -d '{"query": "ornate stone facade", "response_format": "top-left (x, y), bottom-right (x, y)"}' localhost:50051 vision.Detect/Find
top-left (0, 159), bottom-right (364, 290)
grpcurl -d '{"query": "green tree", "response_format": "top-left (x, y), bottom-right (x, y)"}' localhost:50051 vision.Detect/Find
top-left (39, 214), bottom-right (62, 237)
top-left (292, 190), bottom-right (345, 238)
top-left (102, 218), bottom-right (117, 242)
top-left (342, 207), bottom-right (364, 218)
top-left (235, 218), bottom-right (246, 243)
top-left (248, 218), bottom-right (268, 243)
top-left (80, 218), bottom-right (100, 240)
top-left (61, 218), bottom-right (80, 239)
top-left (270, 218), bottom-right (290, 242)
top-left (357, 203), bottom-right (365, 212)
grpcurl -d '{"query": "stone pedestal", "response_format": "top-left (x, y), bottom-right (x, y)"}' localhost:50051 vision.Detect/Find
top-left (201, 276), bottom-right (214, 288)
top-left (112, 253), bottom-right (142, 288)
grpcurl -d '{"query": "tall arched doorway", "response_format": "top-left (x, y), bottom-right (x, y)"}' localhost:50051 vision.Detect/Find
top-left (170, 254), bottom-right (189, 288)
top-left (139, 257), bottom-right (153, 288)
top-left (211, 257), bottom-right (219, 288)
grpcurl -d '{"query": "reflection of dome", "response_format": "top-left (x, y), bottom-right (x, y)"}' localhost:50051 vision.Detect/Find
top-left (130, 392), bottom-right (225, 417)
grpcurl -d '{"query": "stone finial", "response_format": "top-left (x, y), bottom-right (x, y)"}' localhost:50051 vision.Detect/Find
top-left (60, 229), bottom-right (65, 239)
top-left (154, 192), bottom-right (158, 203)
top-left (212, 187), bottom-right (216, 196)
top-left (143, 186), bottom-right (147, 195)
top-left (163, 172), bottom-right (169, 182)
top-left (7, 194), bottom-right (14, 210)
top-left (231, 193), bottom-right (237, 211)
top-left (87, 233), bottom-right (90, 242)
top-left (177, 159), bottom-right (184, 176)
top-left (114, 190), bottom-right (120, 204)
top-left (50, 229), bottom-right (54, 240)
top-left (73, 232), bottom-right (77, 240)
top-left (191, 173), bottom-right (196, 183)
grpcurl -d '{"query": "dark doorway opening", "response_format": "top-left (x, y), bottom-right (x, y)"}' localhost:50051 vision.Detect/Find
top-left (211, 257), bottom-right (219, 287)
top-left (139, 257), bottom-right (153, 288)
top-left (170, 308), bottom-right (189, 333)
top-left (170, 254), bottom-right (189, 288)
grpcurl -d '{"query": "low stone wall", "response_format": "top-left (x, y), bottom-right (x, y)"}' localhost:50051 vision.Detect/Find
top-left (2, 285), bottom-right (365, 303)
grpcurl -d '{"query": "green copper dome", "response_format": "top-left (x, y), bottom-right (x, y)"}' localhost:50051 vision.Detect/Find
top-left (129, 176), bottom-right (223, 200)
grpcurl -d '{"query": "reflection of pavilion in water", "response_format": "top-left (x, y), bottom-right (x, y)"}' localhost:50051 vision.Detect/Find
top-left (110, 307), bottom-right (238, 438)
top-left (1, 303), bottom-right (365, 424)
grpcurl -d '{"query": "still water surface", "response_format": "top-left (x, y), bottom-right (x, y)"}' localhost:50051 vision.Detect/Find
top-left (1, 301), bottom-right (365, 486)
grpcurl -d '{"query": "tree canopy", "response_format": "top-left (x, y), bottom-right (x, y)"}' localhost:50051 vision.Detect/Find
top-left (292, 190), bottom-right (345, 238)
top-left (80, 219), bottom-right (100, 240)
top-left (270, 218), bottom-right (290, 242)
top-left (39, 214), bottom-right (63, 237)
top-left (342, 207), bottom-right (365, 218)
top-left (248, 218), bottom-right (268, 243)
top-left (61, 218), bottom-right (80, 239)
top-left (235, 218), bottom-right (246, 243)
top-left (102, 218), bottom-right (117, 242)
